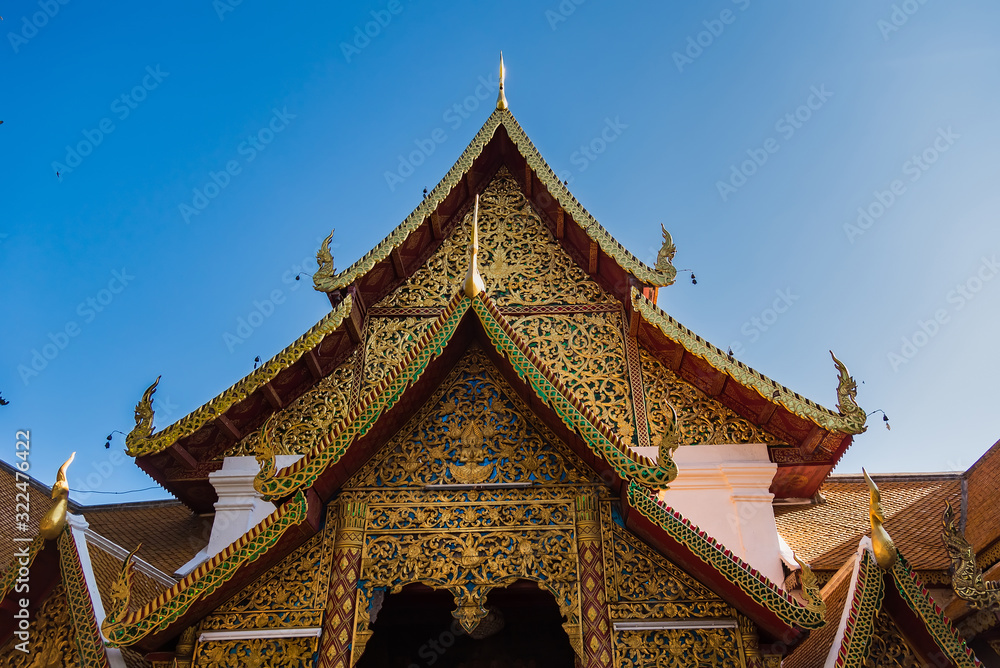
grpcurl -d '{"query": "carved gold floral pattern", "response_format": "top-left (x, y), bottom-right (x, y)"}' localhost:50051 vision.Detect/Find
top-left (0, 585), bottom-right (80, 667)
top-left (605, 521), bottom-right (731, 619)
top-left (613, 628), bottom-right (742, 668)
top-left (199, 529), bottom-right (333, 631)
top-left (864, 613), bottom-right (922, 668)
top-left (510, 311), bottom-right (636, 444)
top-left (193, 635), bottom-right (316, 667)
top-left (641, 346), bottom-right (781, 446)
top-left (375, 167), bottom-right (615, 308)
top-left (351, 347), bottom-right (596, 488)
top-left (224, 358), bottom-right (355, 457)
top-left (360, 317), bottom-right (436, 398)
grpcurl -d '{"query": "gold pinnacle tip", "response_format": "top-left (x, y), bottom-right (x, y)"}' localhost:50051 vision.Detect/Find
top-left (496, 52), bottom-right (508, 111)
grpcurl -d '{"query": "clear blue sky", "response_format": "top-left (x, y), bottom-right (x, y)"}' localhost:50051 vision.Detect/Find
top-left (2, 1), bottom-right (998, 502)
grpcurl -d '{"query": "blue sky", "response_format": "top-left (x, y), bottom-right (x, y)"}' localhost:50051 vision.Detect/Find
top-left (2, 1), bottom-right (998, 503)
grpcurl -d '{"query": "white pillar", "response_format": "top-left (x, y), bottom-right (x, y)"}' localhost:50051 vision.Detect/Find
top-left (175, 455), bottom-right (301, 577)
top-left (637, 444), bottom-right (784, 586)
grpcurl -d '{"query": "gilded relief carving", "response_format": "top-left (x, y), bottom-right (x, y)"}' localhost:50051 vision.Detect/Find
top-left (640, 347), bottom-right (781, 446)
top-left (224, 358), bottom-right (355, 457)
top-left (360, 316), bottom-right (436, 398)
top-left (200, 529), bottom-right (333, 631)
top-left (0, 585), bottom-right (80, 667)
top-left (604, 517), bottom-right (733, 621)
top-left (864, 612), bottom-right (922, 668)
top-left (350, 347), bottom-right (597, 488)
top-left (193, 635), bottom-right (317, 667)
top-left (510, 311), bottom-right (636, 444)
top-left (613, 628), bottom-right (742, 668)
top-left (375, 167), bottom-right (615, 309)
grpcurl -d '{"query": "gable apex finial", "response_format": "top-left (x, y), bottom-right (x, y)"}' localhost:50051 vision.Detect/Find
top-left (496, 52), bottom-right (508, 111)
top-left (464, 194), bottom-right (485, 298)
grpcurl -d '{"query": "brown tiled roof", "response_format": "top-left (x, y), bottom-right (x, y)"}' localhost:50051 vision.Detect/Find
top-left (776, 474), bottom-right (961, 571)
top-left (121, 648), bottom-right (152, 668)
top-left (784, 554), bottom-right (857, 668)
top-left (84, 501), bottom-right (212, 575)
top-left (0, 459), bottom-right (58, 570)
top-left (0, 460), bottom-right (210, 578)
top-left (964, 438), bottom-right (1000, 552)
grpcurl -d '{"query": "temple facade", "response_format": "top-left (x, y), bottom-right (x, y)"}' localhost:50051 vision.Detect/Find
top-left (3, 65), bottom-right (1000, 667)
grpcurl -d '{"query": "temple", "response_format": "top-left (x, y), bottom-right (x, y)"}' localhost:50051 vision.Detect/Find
top-left (4, 60), bottom-right (999, 668)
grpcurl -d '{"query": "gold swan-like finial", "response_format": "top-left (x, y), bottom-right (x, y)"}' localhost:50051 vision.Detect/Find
top-left (39, 452), bottom-right (75, 540)
top-left (463, 194), bottom-right (485, 298)
top-left (863, 468), bottom-right (897, 570)
top-left (496, 52), bottom-right (508, 111)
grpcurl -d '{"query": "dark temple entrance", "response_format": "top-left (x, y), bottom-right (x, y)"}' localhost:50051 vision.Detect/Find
top-left (356, 580), bottom-right (577, 668)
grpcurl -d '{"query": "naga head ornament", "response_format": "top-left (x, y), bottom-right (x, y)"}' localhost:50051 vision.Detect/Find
top-left (126, 376), bottom-right (160, 453)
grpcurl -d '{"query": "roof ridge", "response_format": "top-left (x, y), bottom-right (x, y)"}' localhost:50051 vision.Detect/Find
top-left (830, 541), bottom-right (883, 668)
top-left (631, 287), bottom-right (867, 436)
top-left (828, 472), bottom-right (963, 483)
top-left (891, 552), bottom-right (981, 667)
top-left (315, 108), bottom-right (676, 294)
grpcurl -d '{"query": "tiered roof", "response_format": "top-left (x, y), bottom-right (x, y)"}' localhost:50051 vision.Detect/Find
top-left (4, 69), bottom-right (998, 665)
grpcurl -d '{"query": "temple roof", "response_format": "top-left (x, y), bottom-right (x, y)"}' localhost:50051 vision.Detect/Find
top-left (777, 473), bottom-right (962, 572)
top-left (784, 539), bottom-right (981, 668)
top-left (124, 104), bottom-right (869, 510)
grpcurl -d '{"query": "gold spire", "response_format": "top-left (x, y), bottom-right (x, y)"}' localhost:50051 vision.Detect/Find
top-left (39, 452), bottom-right (75, 540)
top-left (863, 467), bottom-right (898, 570)
top-left (463, 194), bottom-right (485, 298)
top-left (496, 52), bottom-right (508, 111)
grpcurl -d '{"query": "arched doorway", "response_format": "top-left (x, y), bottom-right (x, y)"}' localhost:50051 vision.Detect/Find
top-left (356, 580), bottom-right (577, 668)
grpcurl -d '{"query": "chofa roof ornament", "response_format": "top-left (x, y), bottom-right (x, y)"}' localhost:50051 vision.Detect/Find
top-left (863, 468), bottom-right (897, 570)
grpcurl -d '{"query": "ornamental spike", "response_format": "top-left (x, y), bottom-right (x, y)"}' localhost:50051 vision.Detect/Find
top-left (496, 52), bottom-right (508, 110)
top-left (464, 194), bottom-right (485, 298)
top-left (39, 452), bottom-right (75, 540)
top-left (863, 467), bottom-right (897, 570)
